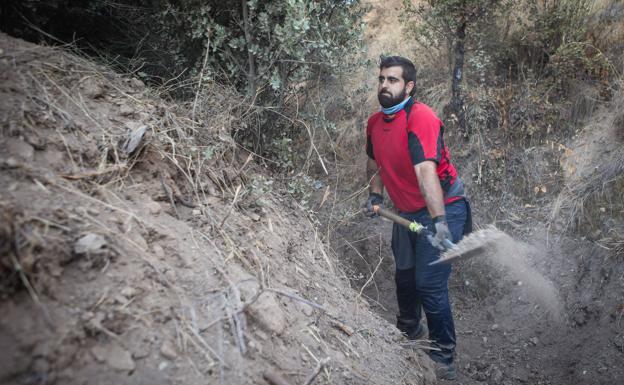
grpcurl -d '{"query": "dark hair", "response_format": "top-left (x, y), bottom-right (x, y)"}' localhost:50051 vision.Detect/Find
top-left (379, 56), bottom-right (417, 96)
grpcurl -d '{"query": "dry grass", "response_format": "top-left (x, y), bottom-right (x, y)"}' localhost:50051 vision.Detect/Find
top-left (551, 84), bottom-right (624, 235)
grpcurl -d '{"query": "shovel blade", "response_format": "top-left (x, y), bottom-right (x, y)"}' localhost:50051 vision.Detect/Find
top-left (428, 226), bottom-right (505, 265)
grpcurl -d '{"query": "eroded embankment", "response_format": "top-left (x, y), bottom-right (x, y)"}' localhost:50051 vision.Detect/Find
top-left (0, 33), bottom-right (436, 385)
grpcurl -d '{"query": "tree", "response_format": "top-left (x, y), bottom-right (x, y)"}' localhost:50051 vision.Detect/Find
top-left (403, 0), bottom-right (508, 135)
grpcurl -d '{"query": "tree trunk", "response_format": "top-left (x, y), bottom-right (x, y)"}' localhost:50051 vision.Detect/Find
top-left (241, 0), bottom-right (256, 97)
top-left (450, 19), bottom-right (467, 134)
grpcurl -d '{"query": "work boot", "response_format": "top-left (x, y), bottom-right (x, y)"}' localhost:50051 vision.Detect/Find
top-left (433, 360), bottom-right (456, 381)
top-left (396, 317), bottom-right (428, 340)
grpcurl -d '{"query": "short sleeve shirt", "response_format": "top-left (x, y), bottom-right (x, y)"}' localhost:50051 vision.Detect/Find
top-left (366, 100), bottom-right (459, 212)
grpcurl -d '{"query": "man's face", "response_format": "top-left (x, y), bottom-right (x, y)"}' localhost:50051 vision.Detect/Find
top-left (377, 66), bottom-right (413, 108)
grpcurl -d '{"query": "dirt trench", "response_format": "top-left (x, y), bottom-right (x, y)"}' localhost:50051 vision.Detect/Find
top-left (334, 196), bottom-right (624, 385)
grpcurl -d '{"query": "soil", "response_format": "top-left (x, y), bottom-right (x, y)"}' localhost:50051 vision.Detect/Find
top-left (2, 1), bottom-right (624, 384)
top-left (0, 33), bottom-right (436, 385)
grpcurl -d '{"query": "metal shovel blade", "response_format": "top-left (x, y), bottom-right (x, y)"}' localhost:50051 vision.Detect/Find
top-left (429, 226), bottom-right (505, 265)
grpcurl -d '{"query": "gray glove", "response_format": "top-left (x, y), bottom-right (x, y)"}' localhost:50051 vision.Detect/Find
top-left (366, 192), bottom-right (383, 217)
top-left (429, 216), bottom-right (453, 251)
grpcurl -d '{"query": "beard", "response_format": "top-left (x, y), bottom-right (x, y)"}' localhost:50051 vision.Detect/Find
top-left (378, 87), bottom-right (407, 108)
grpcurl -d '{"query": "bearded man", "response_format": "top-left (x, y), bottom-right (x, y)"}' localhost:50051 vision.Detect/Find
top-left (364, 56), bottom-right (471, 380)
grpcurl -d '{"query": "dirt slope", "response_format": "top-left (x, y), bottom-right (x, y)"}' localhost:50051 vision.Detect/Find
top-left (0, 33), bottom-right (436, 385)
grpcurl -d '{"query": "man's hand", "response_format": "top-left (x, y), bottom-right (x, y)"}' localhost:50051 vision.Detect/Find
top-left (430, 215), bottom-right (453, 251)
top-left (366, 192), bottom-right (383, 217)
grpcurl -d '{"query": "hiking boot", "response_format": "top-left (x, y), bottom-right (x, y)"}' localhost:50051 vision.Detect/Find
top-left (396, 317), bottom-right (428, 340)
top-left (433, 361), bottom-right (457, 381)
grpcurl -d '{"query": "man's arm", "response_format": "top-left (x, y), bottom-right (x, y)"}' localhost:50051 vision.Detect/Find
top-left (413, 161), bottom-right (445, 218)
top-left (367, 158), bottom-right (384, 195)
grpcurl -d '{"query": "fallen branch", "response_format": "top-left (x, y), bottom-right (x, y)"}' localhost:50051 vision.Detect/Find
top-left (262, 370), bottom-right (292, 385)
top-left (303, 357), bottom-right (330, 385)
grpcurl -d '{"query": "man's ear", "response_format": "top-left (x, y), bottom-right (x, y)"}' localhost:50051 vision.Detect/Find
top-left (406, 81), bottom-right (415, 96)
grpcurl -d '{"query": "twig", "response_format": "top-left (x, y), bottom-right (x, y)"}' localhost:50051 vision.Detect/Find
top-left (192, 29), bottom-right (212, 124)
top-left (160, 171), bottom-right (180, 218)
top-left (263, 370), bottom-right (293, 385)
top-left (265, 288), bottom-right (327, 313)
top-left (303, 357), bottom-right (330, 385)
top-left (220, 184), bottom-right (242, 227)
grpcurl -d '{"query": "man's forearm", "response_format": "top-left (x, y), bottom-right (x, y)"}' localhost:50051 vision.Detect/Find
top-left (414, 162), bottom-right (445, 218)
top-left (367, 158), bottom-right (384, 195)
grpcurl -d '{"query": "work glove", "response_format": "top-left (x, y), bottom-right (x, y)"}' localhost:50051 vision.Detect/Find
top-left (429, 215), bottom-right (453, 251)
top-left (365, 192), bottom-right (383, 217)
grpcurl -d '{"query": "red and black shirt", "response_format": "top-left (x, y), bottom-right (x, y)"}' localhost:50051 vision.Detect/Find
top-left (366, 99), bottom-right (459, 212)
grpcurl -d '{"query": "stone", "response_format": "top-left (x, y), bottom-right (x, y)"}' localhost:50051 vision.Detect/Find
top-left (529, 337), bottom-right (539, 346)
top-left (248, 292), bottom-right (288, 335)
top-left (160, 339), bottom-right (177, 360)
top-left (121, 286), bottom-right (137, 298)
top-left (4, 138), bottom-right (34, 162)
top-left (152, 244), bottom-right (166, 259)
top-left (146, 201), bottom-right (162, 215)
top-left (248, 212), bottom-right (261, 221)
top-left (74, 233), bottom-right (107, 255)
top-left (91, 345), bottom-right (107, 362)
top-left (119, 104), bottom-right (135, 116)
top-left (491, 367), bottom-right (504, 382)
top-left (164, 269), bottom-right (176, 282)
top-left (490, 323), bottom-right (499, 331)
top-left (130, 78), bottom-right (145, 90)
top-left (107, 344), bottom-right (135, 371)
top-left (81, 77), bottom-right (104, 99)
top-left (92, 343), bottom-right (135, 371)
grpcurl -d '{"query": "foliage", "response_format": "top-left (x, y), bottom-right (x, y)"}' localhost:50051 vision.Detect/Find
top-left (156, 0), bottom-right (365, 98)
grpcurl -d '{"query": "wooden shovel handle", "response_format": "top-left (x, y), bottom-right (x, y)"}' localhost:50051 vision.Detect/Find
top-left (365, 206), bottom-right (426, 234)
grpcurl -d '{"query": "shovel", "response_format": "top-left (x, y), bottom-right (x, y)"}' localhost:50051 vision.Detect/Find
top-left (368, 206), bottom-right (495, 265)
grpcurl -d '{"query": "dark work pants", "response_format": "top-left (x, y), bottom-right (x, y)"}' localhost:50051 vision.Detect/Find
top-left (391, 199), bottom-right (468, 365)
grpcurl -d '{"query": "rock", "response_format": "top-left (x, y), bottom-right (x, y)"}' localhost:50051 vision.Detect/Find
top-left (92, 343), bottom-right (135, 371)
top-left (298, 302), bottom-right (314, 317)
top-left (107, 345), bottom-right (135, 371)
top-left (164, 269), bottom-right (176, 282)
top-left (152, 244), bottom-right (165, 259)
top-left (146, 201), bottom-right (162, 215)
top-left (248, 212), bottom-right (261, 221)
top-left (248, 292), bottom-right (288, 335)
top-left (74, 233), bottom-right (107, 255)
top-left (490, 323), bottom-right (499, 331)
top-left (491, 367), bottom-right (504, 382)
top-left (91, 345), bottom-right (107, 362)
top-left (529, 337), bottom-right (539, 346)
top-left (4, 138), bottom-right (34, 162)
top-left (121, 286), bottom-right (137, 298)
top-left (192, 209), bottom-right (202, 216)
top-left (122, 124), bottom-right (148, 154)
top-left (81, 77), bottom-right (104, 99)
top-left (120, 104), bottom-right (135, 116)
top-left (160, 339), bottom-right (177, 360)
top-left (130, 78), bottom-right (145, 90)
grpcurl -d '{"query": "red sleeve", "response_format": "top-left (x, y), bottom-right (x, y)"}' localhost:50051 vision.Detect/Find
top-left (406, 107), bottom-right (443, 165)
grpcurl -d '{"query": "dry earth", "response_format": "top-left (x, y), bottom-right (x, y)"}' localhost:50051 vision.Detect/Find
top-left (0, 33), bottom-right (437, 385)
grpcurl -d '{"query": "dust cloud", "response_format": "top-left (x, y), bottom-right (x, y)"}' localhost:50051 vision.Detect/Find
top-left (480, 228), bottom-right (565, 322)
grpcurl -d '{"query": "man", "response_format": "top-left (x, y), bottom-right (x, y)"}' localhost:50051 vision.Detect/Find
top-left (365, 56), bottom-right (470, 380)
